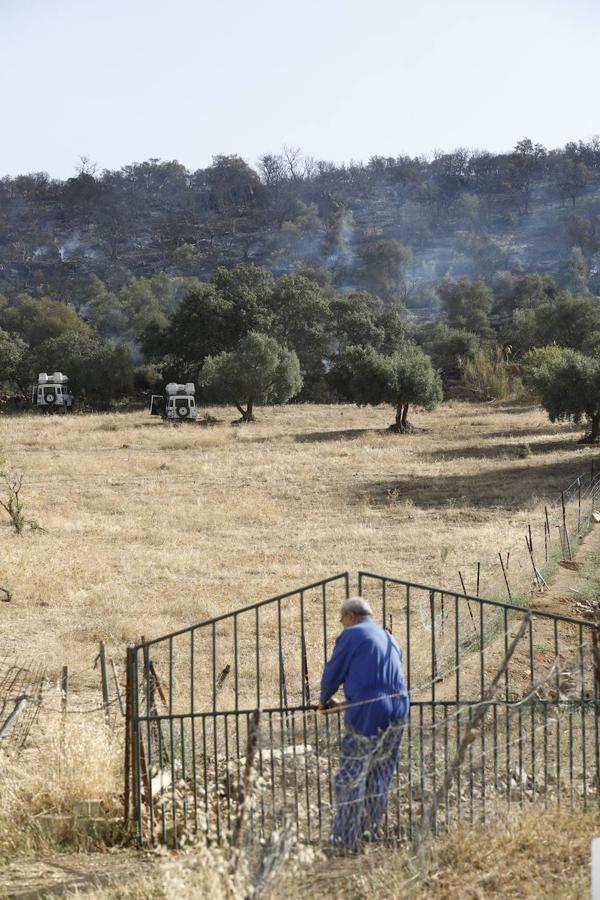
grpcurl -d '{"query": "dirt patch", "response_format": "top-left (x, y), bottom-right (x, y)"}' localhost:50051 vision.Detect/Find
top-left (0, 850), bottom-right (160, 899)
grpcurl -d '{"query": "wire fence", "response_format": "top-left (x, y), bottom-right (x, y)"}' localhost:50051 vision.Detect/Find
top-left (443, 468), bottom-right (600, 606)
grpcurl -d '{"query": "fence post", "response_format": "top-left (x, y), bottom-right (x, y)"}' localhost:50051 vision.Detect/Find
top-left (99, 641), bottom-right (110, 724)
top-left (130, 647), bottom-right (144, 843)
top-left (124, 648), bottom-right (132, 828)
top-left (59, 665), bottom-right (68, 769)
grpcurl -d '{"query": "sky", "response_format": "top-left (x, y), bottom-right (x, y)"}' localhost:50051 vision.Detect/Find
top-left (1, 0), bottom-right (599, 179)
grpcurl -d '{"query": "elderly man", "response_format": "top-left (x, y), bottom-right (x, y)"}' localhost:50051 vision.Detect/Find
top-left (319, 595), bottom-right (409, 851)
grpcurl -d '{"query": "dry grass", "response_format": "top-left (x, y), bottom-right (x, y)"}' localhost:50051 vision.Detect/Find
top-left (283, 806), bottom-right (597, 900)
top-left (0, 401), bottom-right (596, 892)
top-left (0, 708), bottom-right (122, 857)
top-left (74, 806), bottom-right (597, 899)
top-left (0, 401), bottom-right (592, 687)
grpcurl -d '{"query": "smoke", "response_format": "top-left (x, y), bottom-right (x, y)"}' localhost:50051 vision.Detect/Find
top-left (56, 233), bottom-right (99, 261)
top-left (326, 209), bottom-right (357, 265)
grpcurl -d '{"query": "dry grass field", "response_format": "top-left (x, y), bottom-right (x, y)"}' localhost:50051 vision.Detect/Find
top-left (1, 400), bottom-right (599, 897)
top-left (0, 400), bottom-right (594, 686)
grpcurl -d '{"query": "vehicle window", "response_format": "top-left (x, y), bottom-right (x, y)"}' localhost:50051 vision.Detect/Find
top-left (190, 399), bottom-right (195, 407)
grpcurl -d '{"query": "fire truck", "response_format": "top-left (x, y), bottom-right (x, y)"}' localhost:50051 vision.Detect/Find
top-left (150, 382), bottom-right (197, 421)
top-left (32, 372), bottom-right (74, 413)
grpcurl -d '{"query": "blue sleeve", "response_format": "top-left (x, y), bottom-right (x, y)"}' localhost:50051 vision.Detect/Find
top-left (320, 631), bottom-right (352, 704)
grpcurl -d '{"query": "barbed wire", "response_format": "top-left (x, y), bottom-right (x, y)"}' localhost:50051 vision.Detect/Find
top-left (36, 696), bottom-right (121, 716)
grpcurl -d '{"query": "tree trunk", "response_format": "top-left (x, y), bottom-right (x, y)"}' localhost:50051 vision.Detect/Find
top-left (589, 413), bottom-right (600, 443)
top-left (389, 401), bottom-right (413, 433)
top-left (235, 400), bottom-right (255, 423)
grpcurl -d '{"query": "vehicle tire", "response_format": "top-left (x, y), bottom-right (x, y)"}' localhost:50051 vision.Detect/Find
top-left (177, 406), bottom-right (189, 418)
top-left (45, 393), bottom-right (55, 404)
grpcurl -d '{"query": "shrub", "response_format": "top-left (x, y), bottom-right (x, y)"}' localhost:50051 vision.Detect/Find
top-left (461, 347), bottom-right (522, 401)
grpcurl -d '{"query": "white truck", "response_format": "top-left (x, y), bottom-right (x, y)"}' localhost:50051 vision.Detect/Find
top-left (32, 372), bottom-right (74, 413)
top-left (150, 382), bottom-right (197, 421)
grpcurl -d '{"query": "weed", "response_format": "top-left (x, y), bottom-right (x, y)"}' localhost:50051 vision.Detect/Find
top-left (0, 473), bottom-right (25, 535)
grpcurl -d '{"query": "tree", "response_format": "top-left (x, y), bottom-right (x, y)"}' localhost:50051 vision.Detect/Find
top-left (152, 282), bottom-right (233, 366)
top-left (326, 292), bottom-right (411, 400)
top-left (531, 349), bottom-right (600, 442)
top-left (360, 239), bottom-right (412, 301)
top-left (83, 275), bottom-right (125, 338)
top-left (419, 323), bottom-right (480, 381)
top-left (438, 277), bottom-right (493, 338)
top-left (508, 138), bottom-right (546, 215)
top-left (200, 332), bottom-right (302, 422)
top-left (0, 329), bottom-right (30, 395)
top-left (550, 153), bottom-right (591, 208)
top-left (329, 292), bottom-right (386, 351)
top-left (33, 331), bottom-right (133, 404)
top-left (211, 265), bottom-right (275, 340)
top-left (268, 274), bottom-right (330, 390)
top-left (565, 246), bottom-right (589, 294)
top-left (505, 292), bottom-right (600, 356)
top-left (345, 343), bottom-right (442, 432)
top-left (0, 294), bottom-right (91, 348)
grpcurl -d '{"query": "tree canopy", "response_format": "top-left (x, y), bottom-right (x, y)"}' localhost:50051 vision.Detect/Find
top-left (200, 331), bottom-right (302, 422)
top-left (530, 348), bottom-right (600, 442)
top-left (345, 343), bottom-right (443, 432)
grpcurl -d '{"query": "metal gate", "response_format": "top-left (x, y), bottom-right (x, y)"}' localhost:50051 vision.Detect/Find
top-left (127, 571), bottom-right (600, 847)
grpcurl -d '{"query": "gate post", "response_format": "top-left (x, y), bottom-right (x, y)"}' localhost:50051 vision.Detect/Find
top-left (128, 646), bottom-right (143, 844)
top-left (124, 649), bottom-right (131, 828)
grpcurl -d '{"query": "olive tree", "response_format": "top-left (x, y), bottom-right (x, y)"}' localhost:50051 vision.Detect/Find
top-left (531, 348), bottom-right (600, 442)
top-left (346, 343), bottom-right (443, 432)
top-left (200, 331), bottom-right (302, 422)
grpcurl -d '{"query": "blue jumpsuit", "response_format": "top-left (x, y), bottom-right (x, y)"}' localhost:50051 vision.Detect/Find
top-left (320, 618), bottom-right (409, 849)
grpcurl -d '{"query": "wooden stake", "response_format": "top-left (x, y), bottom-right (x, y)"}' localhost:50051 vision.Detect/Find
top-left (232, 709), bottom-right (261, 847)
top-left (414, 614), bottom-right (530, 852)
top-left (525, 535), bottom-right (544, 590)
top-left (59, 665), bottom-right (68, 768)
top-left (99, 641), bottom-right (110, 724)
top-left (561, 491), bottom-right (573, 560)
top-left (458, 570), bottom-right (476, 627)
top-left (111, 659), bottom-right (125, 716)
top-left (499, 552), bottom-right (512, 601)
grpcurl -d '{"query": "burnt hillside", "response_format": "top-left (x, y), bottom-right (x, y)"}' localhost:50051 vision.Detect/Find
top-left (2, 139), bottom-right (600, 312)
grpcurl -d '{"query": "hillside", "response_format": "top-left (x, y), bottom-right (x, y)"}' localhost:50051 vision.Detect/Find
top-left (2, 139), bottom-right (600, 314)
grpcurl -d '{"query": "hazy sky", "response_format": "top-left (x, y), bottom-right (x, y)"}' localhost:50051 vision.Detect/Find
top-left (2, 0), bottom-right (599, 179)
